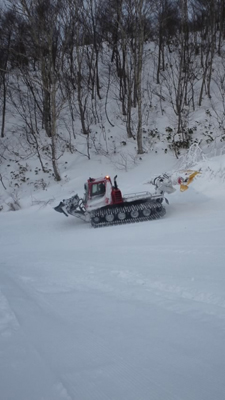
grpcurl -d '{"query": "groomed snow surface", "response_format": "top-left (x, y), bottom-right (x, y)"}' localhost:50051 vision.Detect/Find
top-left (1, 153), bottom-right (225, 400)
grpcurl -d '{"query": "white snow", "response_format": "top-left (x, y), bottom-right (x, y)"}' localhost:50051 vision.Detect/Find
top-left (1, 150), bottom-right (225, 400)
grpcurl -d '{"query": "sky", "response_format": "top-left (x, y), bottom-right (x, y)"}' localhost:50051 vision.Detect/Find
top-left (1, 148), bottom-right (225, 400)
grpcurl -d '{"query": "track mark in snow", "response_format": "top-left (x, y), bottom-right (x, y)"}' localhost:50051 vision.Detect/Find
top-left (109, 267), bottom-right (225, 326)
top-left (1, 267), bottom-right (163, 400)
top-left (53, 382), bottom-right (73, 400)
top-left (0, 290), bottom-right (19, 337)
top-left (0, 270), bottom-right (78, 400)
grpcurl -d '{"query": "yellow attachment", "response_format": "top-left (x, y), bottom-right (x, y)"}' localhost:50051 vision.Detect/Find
top-left (179, 171), bottom-right (200, 192)
top-left (180, 184), bottom-right (189, 192)
top-left (187, 171), bottom-right (200, 185)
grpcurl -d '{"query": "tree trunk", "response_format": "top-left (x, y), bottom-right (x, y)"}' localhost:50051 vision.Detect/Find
top-left (50, 79), bottom-right (61, 181)
top-left (1, 74), bottom-right (7, 138)
top-left (136, 0), bottom-right (144, 154)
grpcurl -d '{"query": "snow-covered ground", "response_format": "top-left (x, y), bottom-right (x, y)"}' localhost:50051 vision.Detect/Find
top-left (1, 150), bottom-right (225, 400)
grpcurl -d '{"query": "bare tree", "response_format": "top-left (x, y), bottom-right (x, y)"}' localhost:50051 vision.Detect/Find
top-left (210, 56), bottom-right (225, 138)
top-left (0, 10), bottom-right (16, 138)
top-left (160, 35), bottom-right (199, 155)
top-left (154, 0), bottom-right (179, 84)
top-left (8, 0), bottom-right (71, 181)
top-left (190, 0), bottom-right (217, 106)
top-left (217, 0), bottom-right (225, 56)
top-left (105, 0), bottom-right (149, 152)
top-left (135, 0), bottom-right (145, 154)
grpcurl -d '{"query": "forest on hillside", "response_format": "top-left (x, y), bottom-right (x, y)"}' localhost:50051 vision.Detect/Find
top-left (1, 0), bottom-right (225, 181)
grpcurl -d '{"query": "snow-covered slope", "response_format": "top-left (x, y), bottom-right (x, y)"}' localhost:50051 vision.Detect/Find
top-left (1, 150), bottom-right (225, 400)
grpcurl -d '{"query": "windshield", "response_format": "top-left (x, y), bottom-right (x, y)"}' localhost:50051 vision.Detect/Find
top-left (91, 182), bottom-right (105, 197)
